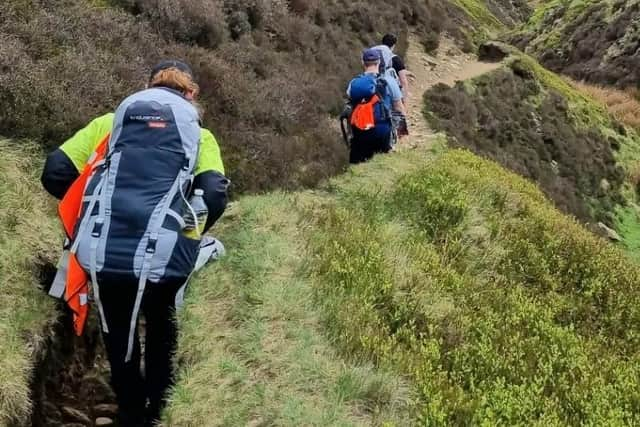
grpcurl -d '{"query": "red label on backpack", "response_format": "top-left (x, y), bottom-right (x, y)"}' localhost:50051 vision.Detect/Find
top-left (148, 121), bottom-right (167, 129)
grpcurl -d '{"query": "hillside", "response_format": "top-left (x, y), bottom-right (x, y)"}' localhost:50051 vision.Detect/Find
top-left (426, 53), bottom-right (636, 222)
top-left (162, 143), bottom-right (640, 425)
top-left (426, 47), bottom-right (640, 255)
top-left (163, 43), bottom-right (640, 423)
top-left (3, 0), bottom-right (640, 426)
top-left (0, 0), bottom-right (515, 194)
top-left (3, 131), bottom-right (640, 425)
top-left (510, 0), bottom-right (640, 88)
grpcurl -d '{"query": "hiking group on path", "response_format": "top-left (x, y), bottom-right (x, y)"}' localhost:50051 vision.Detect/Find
top-left (343, 33), bottom-right (413, 164)
top-left (38, 33), bottom-right (413, 427)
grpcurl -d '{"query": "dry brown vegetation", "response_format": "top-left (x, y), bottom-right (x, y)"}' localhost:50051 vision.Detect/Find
top-left (568, 79), bottom-right (640, 129)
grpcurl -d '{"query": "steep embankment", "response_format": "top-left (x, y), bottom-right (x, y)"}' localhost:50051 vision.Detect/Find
top-left (0, 142), bottom-right (58, 424)
top-left (426, 51), bottom-right (640, 252)
top-left (510, 0), bottom-right (640, 88)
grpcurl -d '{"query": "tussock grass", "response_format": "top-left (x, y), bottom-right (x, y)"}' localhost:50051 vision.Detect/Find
top-left (0, 140), bottom-right (59, 424)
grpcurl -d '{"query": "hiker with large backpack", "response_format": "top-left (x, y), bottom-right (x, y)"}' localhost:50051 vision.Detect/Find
top-left (345, 48), bottom-right (405, 163)
top-left (41, 60), bottom-right (229, 427)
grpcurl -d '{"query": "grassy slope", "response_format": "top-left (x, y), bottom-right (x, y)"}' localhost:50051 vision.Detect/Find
top-left (516, 0), bottom-right (609, 51)
top-left (164, 142), bottom-right (438, 426)
top-left (0, 141), bottom-right (59, 424)
top-left (167, 136), bottom-right (640, 425)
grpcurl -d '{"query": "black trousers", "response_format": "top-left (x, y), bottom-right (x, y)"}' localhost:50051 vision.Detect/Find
top-left (349, 124), bottom-right (392, 164)
top-left (98, 279), bottom-right (185, 426)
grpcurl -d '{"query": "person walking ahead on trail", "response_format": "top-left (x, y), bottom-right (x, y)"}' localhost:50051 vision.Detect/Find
top-left (41, 60), bottom-right (229, 427)
top-left (346, 48), bottom-right (405, 164)
top-left (374, 33), bottom-right (412, 101)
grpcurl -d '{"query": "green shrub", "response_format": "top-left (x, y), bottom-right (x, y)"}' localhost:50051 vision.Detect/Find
top-left (392, 172), bottom-right (469, 241)
top-left (309, 149), bottom-right (640, 425)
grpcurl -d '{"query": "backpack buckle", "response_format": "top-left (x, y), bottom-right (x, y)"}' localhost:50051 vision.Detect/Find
top-left (146, 238), bottom-right (157, 255)
top-left (91, 219), bottom-right (104, 238)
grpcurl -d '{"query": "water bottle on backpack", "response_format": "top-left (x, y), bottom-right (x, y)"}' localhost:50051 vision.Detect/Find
top-left (183, 189), bottom-right (208, 239)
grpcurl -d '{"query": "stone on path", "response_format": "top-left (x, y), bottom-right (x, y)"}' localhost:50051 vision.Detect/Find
top-left (598, 222), bottom-right (622, 242)
top-left (478, 41), bottom-right (513, 62)
top-left (95, 417), bottom-right (115, 426)
top-left (93, 403), bottom-right (118, 417)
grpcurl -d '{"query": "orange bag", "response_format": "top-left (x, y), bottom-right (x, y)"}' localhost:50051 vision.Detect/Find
top-left (350, 95), bottom-right (380, 131)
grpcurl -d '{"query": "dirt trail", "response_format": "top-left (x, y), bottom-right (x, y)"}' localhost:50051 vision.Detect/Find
top-left (400, 37), bottom-right (502, 149)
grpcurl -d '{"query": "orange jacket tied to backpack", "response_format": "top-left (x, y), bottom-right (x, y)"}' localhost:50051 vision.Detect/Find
top-left (49, 134), bottom-right (109, 336)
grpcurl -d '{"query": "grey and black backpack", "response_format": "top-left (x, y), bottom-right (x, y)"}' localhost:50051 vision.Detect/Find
top-left (72, 87), bottom-right (202, 360)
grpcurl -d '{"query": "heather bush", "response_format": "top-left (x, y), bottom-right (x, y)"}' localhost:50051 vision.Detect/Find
top-left (512, 0), bottom-right (640, 89)
top-left (0, 0), bottom-right (478, 193)
top-left (426, 65), bottom-right (628, 225)
top-left (120, 0), bottom-right (228, 48)
top-left (0, 1), bottom-right (160, 142)
top-left (392, 172), bottom-right (469, 241)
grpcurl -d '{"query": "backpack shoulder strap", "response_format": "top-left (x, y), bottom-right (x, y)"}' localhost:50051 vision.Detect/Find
top-left (375, 74), bottom-right (389, 98)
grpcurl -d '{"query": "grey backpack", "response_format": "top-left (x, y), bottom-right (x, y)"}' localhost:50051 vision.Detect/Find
top-left (72, 87), bottom-right (202, 360)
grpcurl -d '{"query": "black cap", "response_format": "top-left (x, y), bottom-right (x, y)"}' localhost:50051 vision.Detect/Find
top-left (149, 60), bottom-right (194, 82)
